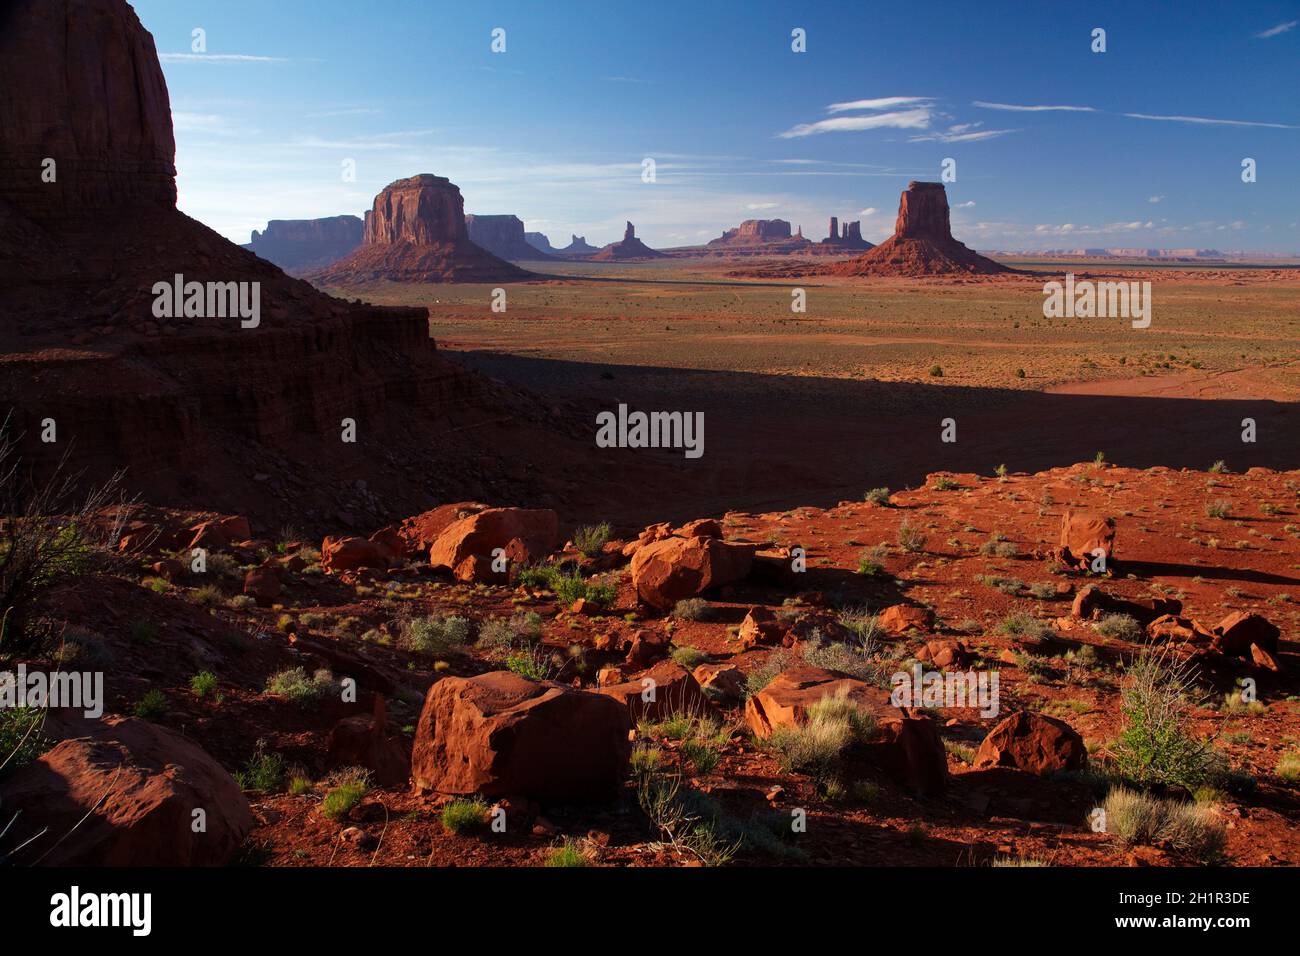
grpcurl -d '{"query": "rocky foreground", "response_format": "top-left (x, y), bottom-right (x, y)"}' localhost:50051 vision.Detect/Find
top-left (4, 462), bottom-right (1297, 867)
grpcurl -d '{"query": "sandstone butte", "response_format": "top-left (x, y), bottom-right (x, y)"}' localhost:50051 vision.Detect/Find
top-left (313, 174), bottom-right (532, 284)
top-left (590, 221), bottom-right (667, 260)
top-left (825, 181), bottom-right (1009, 276)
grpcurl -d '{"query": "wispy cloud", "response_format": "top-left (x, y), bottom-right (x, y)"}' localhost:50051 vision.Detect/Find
top-left (1254, 20), bottom-right (1297, 38)
top-left (778, 108), bottom-right (932, 139)
top-left (826, 96), bottom-right (934, 114)
top-left (973, 101), bottom-right (1097, 112)
top-left (159, 53), bottom-right (291, 63)
top-left (746, 201), bottom-right (779, 210)
top-left (1122, 112), bottom-right (1298, 129)
top-left (910, 125), bottom-right (1016, 143)
top-left (1148, 195), bottom-right (1164, 203)
top-left (954, 200), bottom-right (976, 208)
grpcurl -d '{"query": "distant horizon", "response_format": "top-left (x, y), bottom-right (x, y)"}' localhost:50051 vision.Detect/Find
top-left (134, 0), bottom-right (1300, 254)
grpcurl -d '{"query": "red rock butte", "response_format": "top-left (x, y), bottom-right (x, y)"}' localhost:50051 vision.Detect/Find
top-left (313, 175), bottom-right (530, 284)
top-left (826, 181), bottom-right (1008, 276)
top-left (590, 221), bottom-right (667, 261)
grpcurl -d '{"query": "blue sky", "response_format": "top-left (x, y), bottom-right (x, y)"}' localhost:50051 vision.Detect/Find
top-left (134, 0), bottom-right (1300, 251)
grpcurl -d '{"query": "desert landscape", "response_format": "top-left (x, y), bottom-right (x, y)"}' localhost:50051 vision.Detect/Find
top-left (1, 0), bottom-right (1297, 934)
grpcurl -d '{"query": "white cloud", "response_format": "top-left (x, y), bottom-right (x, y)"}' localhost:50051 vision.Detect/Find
top-left (159, 53), bottom-right (291, 63)
top-left (826, 96), bottom-right (934, 113)
top-left (972, 101), bottom-right (1097, 112)
top-left (909, 127), bottom-right (1016, 143)
top-left (858, 207), bottom-right (878, 216)
top-left (954, 200), bottom-right (976, 208)
top-left (746, 202), bottom-right (779, 210)
top-left (1149, 195), bottom-right (1164, 203)
top-left (777, 109), bottom-right (933, 138)
top-left (1254, 20), bottom-right (1298, 38)
top-left (1122, 112), bottom-right (1298, 129)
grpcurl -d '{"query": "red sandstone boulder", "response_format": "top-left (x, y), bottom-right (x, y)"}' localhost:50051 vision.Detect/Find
top-left (412, 671), bottom-right (631, 802)
top-left (625, 629), bottom-right (670, 668)
top-left (974, 711), bottom-right (1087, 775)
top-left (621, 521), bottom-right (673, 557)
top-left (746, 667), bottom-right (947, 794)
top-left (631, 535), bottom-right (757, 610)
top-left (1212, 611), bottom-right (1280, 658)
top-left (396, 501), bottom-right (491, 554)
top-left (879, 603), bottom-right (933, 635)
top-left (187, 515), bottom-right (251, 550)
top-left (242, 564), bottom-right (282, 605)
top-left (0, 715), bottom-right (252, 865)
top-left (596, 660), bottom-right (708, 723)
top-left (739, 606), bottom-right (786, 648)
top-left (916, 639), bottom-right (972, 668)
top-left (1072, 585), bottom-right (1181, 626)
top-left (427, 507), bottom-right (559, 583)
top-left (675, 518), bottom-right (723, 539)
top-left (326, 699), bottom-right (411, 787)
top-left (321, 535), bottom-right (389, 574)
top-left (1058, 511), bottom-right (1116, 571)
top-left (693, 662), bottom-right (746, 701)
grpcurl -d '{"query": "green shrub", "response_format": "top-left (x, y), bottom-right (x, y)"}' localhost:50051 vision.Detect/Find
top-left (133, 689), bottom-right (167, 720)
top-left (233, 742), bottom-right (285, 792)
top-left (768, 690), bottom-right (874, 786)
top-left (544, 839), bottom-right (591, 867)
top-left (863, 487), bottom-right (891, 506)
top-left (896, 519), bottom-right (927, 553)
top-left (478, 611), bottom-right (543, 652)
top-left (265, 666), bottom-right (335, 704)
top-left (505, 646), bottom-right (555, 680)
top-left (190, 670), bottom-right (218, 698)
top-left (321, 771), bottom-right (370, 822)
top-left (997, 611), bottom-right (1052, 642)
top-left (0, 707), bottom-right (52, 778)
top-left (401, 615), bottom-right (471, 656)
top-left (1096, 613), bottom-right (1142, 641)
top-left (670, 645), bottom-right (707, 669)
top-left (673, 598), bottom-right (710, 621)
top-left (190, 584), bottom-right (225, 607)
top-left (1277, 750), bottom-right (1300, 782)
top-left (441, 798), bottom-right (488, 834)
top-left (1112, 648), bottom-right (1219, 790)
top-left (1205, 499), bottom-right (1232, 520)
top-left (1101, 786), bottom-right (1226, 862)
top-left (573, 522), bottom-right (612, 557)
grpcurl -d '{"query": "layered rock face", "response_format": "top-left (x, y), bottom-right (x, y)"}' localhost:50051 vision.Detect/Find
top-left (827, 182), bottom-right (1008, 276)
top-left (314, 175), bottom-right (530, 283)
top-left (244, 215), bottom-right (363, 272)
top-left (466, 213), bottom-right (554, 260)
top-left (590, 221), bottom-right (666, 261)
top-left (0, 0), bottom-right (176, 221)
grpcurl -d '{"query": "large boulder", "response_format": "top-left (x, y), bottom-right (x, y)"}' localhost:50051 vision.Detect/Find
top-left (631, 535), bottom-right (756, 610)
top-left (1058, 511), bottom-right (1116, 571)
top-left (396, 501), bottom-right (490, 554)
top-left (187, 515), bottom-right (251, 550)
top-left (746, 666), bottom-right (947, 795)
top-left (596, 660), bottom-right (708, 723)
top-left (1, 715), bottom-right (252, 865)
top-left (1072, 585), bottom-right (1180, 626)
top-left (320, 535), bottom-right (389, 574)
top-left (974, 711), bottom-right (1087, 775)
top-left (427, 507), bottom-right (559, 583)
top-left (411, 671), bottom-right (631, 802)
top-left (326, 698), bottom-right (411, 787)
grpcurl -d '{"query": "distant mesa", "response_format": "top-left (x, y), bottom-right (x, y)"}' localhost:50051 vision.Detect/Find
top-left (313, 174), bottom-right (531, 284)
top-left (560, 234), bottom-right (600, 257)
top-left (466, 214), bottom-right (556, 261)
top-left (821, 216), bottom-right (873, 250)
top-left (825, 182), bottom-right (1008, 277)
top-left (524, 231), bottom-right (560, 255)
top-left (590, 221), bottom-right (666, 261)
top-left (243, 215), bottom-right (363, 272)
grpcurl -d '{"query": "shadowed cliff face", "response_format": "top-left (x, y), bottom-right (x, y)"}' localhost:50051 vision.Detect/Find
top-left (0, 0), bottom-right (176, 219)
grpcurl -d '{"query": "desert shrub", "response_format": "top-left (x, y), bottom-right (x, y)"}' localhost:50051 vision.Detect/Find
top-left (190, 670), bottom-right (218, 698)
top-left (321, 769), bottom-right (370, 821)
top-left (1277, 750), bottom-right (1300, 782)
top-left (401, 615), bottom-right (471, 656)
top-left (190, 584), bottom-right (225, 608)
top-left (743, 649), bottom-right (793, 699)
top-left (440, 798), bottom-right (488, 834)
top-left (55, 627), bottom-right (113, 666)
top-left (863, 487), bottom-right (891, 506)
top-left (896, 519), bottom-right (927, 553)
top-left (0, 706), bottom-right (52, 778)
top-left (636, 772), bottom-right (738, 866)
top-left (991, 856), bottom-right (1047, 867)
top-left (478, 611), bottom-right (543, 652)
top-left (1101, 786), bottom-right (1226, 862)
top-left (573, 522), bottom-right (612, 557)
top-left (265, 666), bottom-right (335, 704)
top-left (1112, 647), bottom-right (1219, 790)
top-left (768, 689), bottom-right (875, 787)
top-left (680, 739), bottom-right (721, 774)
top-left (226, 594), bottom-right (256, 610)
top-left (133, 689), bottom-right (167, 720)
top-left (1029, 581), bottom-right (1058, 600)
top-left (670, 645), bottom-right (707, 669)
top-left (544, 839), bottom-right (591, 867)
top-left (929, 364), bottom-right (943, 377)
top-left (0, 431), bottom-right (123, 656)
top-left (931, 476), bottom-right (959, 492)
top-left (1208, 460), bottom-right (1227, 474)
top-left (997, 611), bottom-right (1052, 642)
top-left (673, 598), bottom-right (710, 621)
top-left (630, 744), bottom-right (663, 784)
top-left (856, 549), bottom-right (886, 576)
top-left (289, 775), bottom-right (314, 796)
top-left (979, 534), bottom-right (1018, 558)
top-left (1096, 613), bottom-right (1142, 641)
top-left (1205, 499), bottom-right (1232, 519)
top-left (801, 636), bottom-right (888, 687)
top-left (504, 645), bottom-right (555, 680)
top-left (233, 741), bottom-right (284, 792)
